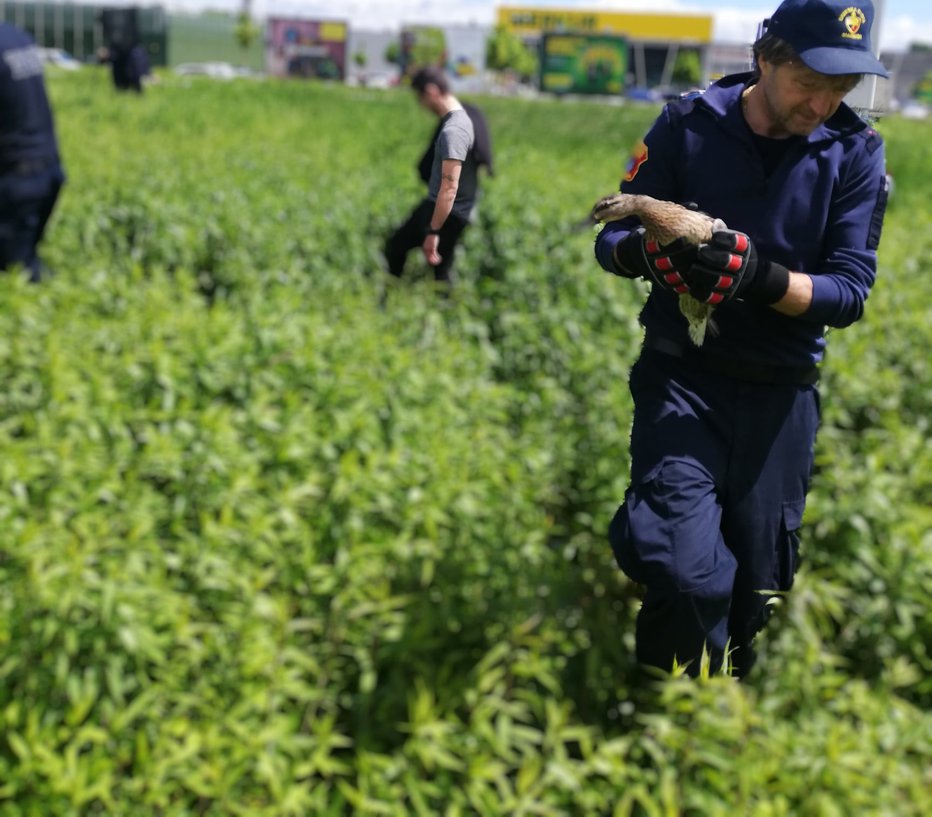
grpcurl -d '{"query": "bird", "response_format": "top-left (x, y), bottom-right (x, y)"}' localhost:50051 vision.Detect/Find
top-left (590, 192), bottom-right (727, 346)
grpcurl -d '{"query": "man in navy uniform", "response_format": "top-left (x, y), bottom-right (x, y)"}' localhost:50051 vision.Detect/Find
top-left (100, 42), bottom-right (150, 94)
top-left (0, 23), bottom-right (66, 282)
top-left (594, 0), bottom-right (889, 677)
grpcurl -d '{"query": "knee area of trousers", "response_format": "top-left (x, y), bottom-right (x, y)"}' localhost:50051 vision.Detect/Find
top-left (608, 502), bottom-right (691, 592)
top-left (608, 503), bottom-right (642, 581)
top-left (610, 473), bottom-right (735, 597)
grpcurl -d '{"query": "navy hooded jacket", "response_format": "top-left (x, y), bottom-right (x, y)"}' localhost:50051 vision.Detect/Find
top-left (594, 72), bottom-right (888, 367)
top-left (0, 23), bottom-right (60, 168)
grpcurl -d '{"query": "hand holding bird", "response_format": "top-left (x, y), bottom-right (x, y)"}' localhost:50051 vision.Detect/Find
top-left (591, 193), bottom-right (727, 346)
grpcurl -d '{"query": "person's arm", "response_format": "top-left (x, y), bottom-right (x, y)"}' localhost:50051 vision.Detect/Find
top-left (422, 159), bottom-right (461, 265)
top-left (595, 106), bottom-right (681, 274)
top-left (770, 143), bottom-right (886, 323)
top-left (689, 135), bottom-right (888, 324)
top-left (771, 271), bottom-right (813, 316)
top-left (799, 141), bottom-right (888, 327)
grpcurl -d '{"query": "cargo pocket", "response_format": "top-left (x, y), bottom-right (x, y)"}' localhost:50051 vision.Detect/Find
top-left (610, 457), bottom-right (729, 594)
top-left (609, 460), bottom-right (664, 584)
top-left (776, 499), bottom-right (806, 592)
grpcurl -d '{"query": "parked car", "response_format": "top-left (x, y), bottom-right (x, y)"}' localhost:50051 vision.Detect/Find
top-left (174, 62), bottom-right (237, 80)
top-left (624, 86), bottom-right (662, 103)
top-left (899, 100), bottom-right (929, 120)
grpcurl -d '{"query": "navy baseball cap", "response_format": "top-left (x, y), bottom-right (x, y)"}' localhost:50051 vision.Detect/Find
top-left (766, 0), bottom-right (889, 77)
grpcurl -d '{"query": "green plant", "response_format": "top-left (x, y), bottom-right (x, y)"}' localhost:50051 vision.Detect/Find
top-left (0, 71), bottom-right (927, 815)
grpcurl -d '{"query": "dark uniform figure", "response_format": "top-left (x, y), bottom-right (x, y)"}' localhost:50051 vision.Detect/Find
top-left (594, 0), bottom-right (890, 677)
top-left (0, 23), bottom-right (66, 282)
top-left (385, 67), bottom-right (493, 285)
top-left (99, 7), bottom-right (149, 94)
top-left (107, 43), bottom-right (149, 94)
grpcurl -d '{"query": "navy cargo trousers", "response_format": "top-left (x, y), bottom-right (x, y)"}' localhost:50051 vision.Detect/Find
top-left (610, 348), bottom-right (820, 677)
top-left (0, 161), bottom-right (65, 282)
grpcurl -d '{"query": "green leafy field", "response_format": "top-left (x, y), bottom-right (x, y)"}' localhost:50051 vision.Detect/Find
top-left (0, 71), bottom-right (929, 815)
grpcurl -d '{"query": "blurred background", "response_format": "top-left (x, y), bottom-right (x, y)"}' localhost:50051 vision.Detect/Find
top-left (2, 0), bottom-right (930, 115)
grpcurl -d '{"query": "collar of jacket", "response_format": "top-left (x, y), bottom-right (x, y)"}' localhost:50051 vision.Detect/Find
top-left (693, 71), bottom-right (869, 145)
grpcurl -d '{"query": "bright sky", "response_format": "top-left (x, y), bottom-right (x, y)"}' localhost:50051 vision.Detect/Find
top-left (154, 0), bottom-right (929, 53)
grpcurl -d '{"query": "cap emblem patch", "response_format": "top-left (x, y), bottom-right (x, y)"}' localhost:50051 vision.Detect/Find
top-left (839, 7), bottom-right (867, 40)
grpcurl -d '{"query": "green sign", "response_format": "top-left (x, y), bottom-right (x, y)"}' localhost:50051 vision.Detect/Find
top-left (915, 71), bottom-right (932, 104)
top-left (540, 33), bottom-right (627, 95)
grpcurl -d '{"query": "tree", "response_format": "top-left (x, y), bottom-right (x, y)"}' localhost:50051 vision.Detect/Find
top-left (672, 48), bottom-right (702, 88)
top-left (485, 25), bottom-right (538, 81)
top-left (914, 70), bottom-right (932, 103)
top-left (386, 28), bottom-right (447, 77)
top-left (409, 27), bottom-right (446, 71)
top-left (234, 10), bottom-right (259, 52)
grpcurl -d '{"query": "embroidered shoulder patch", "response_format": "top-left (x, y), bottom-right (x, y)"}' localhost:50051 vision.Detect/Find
top-left (863, 127), bottom-right (883, 155)
top-left (624, 140), bottom-right (648, 183)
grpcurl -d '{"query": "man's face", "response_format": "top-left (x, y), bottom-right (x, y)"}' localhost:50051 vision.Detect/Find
top-left (415, 83), bottom-right (440, 113)
top-left (757, 58), bottom-right (861, 137)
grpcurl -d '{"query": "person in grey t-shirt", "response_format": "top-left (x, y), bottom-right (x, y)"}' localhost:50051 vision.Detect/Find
top-left (384, 67), bottom-right (485, 286)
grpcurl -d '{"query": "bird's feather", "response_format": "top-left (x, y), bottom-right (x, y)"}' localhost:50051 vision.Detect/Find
top-left (591, 193), bottom-right (725, 345)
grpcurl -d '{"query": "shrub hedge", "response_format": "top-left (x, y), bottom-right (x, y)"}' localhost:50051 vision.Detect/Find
top-left (0, 71), bottom-right (928, 815)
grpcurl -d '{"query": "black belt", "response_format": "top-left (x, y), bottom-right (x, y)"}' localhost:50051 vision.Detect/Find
top-left (0, 158), bottom-right (55, 176)
top-left (643, 333), bottom-right (820, 385)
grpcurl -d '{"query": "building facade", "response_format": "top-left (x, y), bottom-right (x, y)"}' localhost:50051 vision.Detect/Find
top-left (496, 5), bottom-right (714, 91)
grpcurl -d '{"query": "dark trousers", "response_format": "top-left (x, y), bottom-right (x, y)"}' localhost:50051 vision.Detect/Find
top-left (113, 66), bottom-right (143, 93)
top-left (0, 161), bottom-right (65, 282)
top-left (609, 349), bottom-right (820, 677)
top-left (385, 198), bottom-right (469, 283)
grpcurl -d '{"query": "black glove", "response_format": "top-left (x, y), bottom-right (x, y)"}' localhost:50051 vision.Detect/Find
top-left (611, 227), bottom-right (696, 294)
top-left (688, 230), bottom-right (790, 305)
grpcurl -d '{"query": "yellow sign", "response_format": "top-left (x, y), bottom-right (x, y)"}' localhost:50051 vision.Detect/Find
top-left (320, 22), bottom-right (347, 42)
top-left (497, 5), bottom-right (713, 44)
